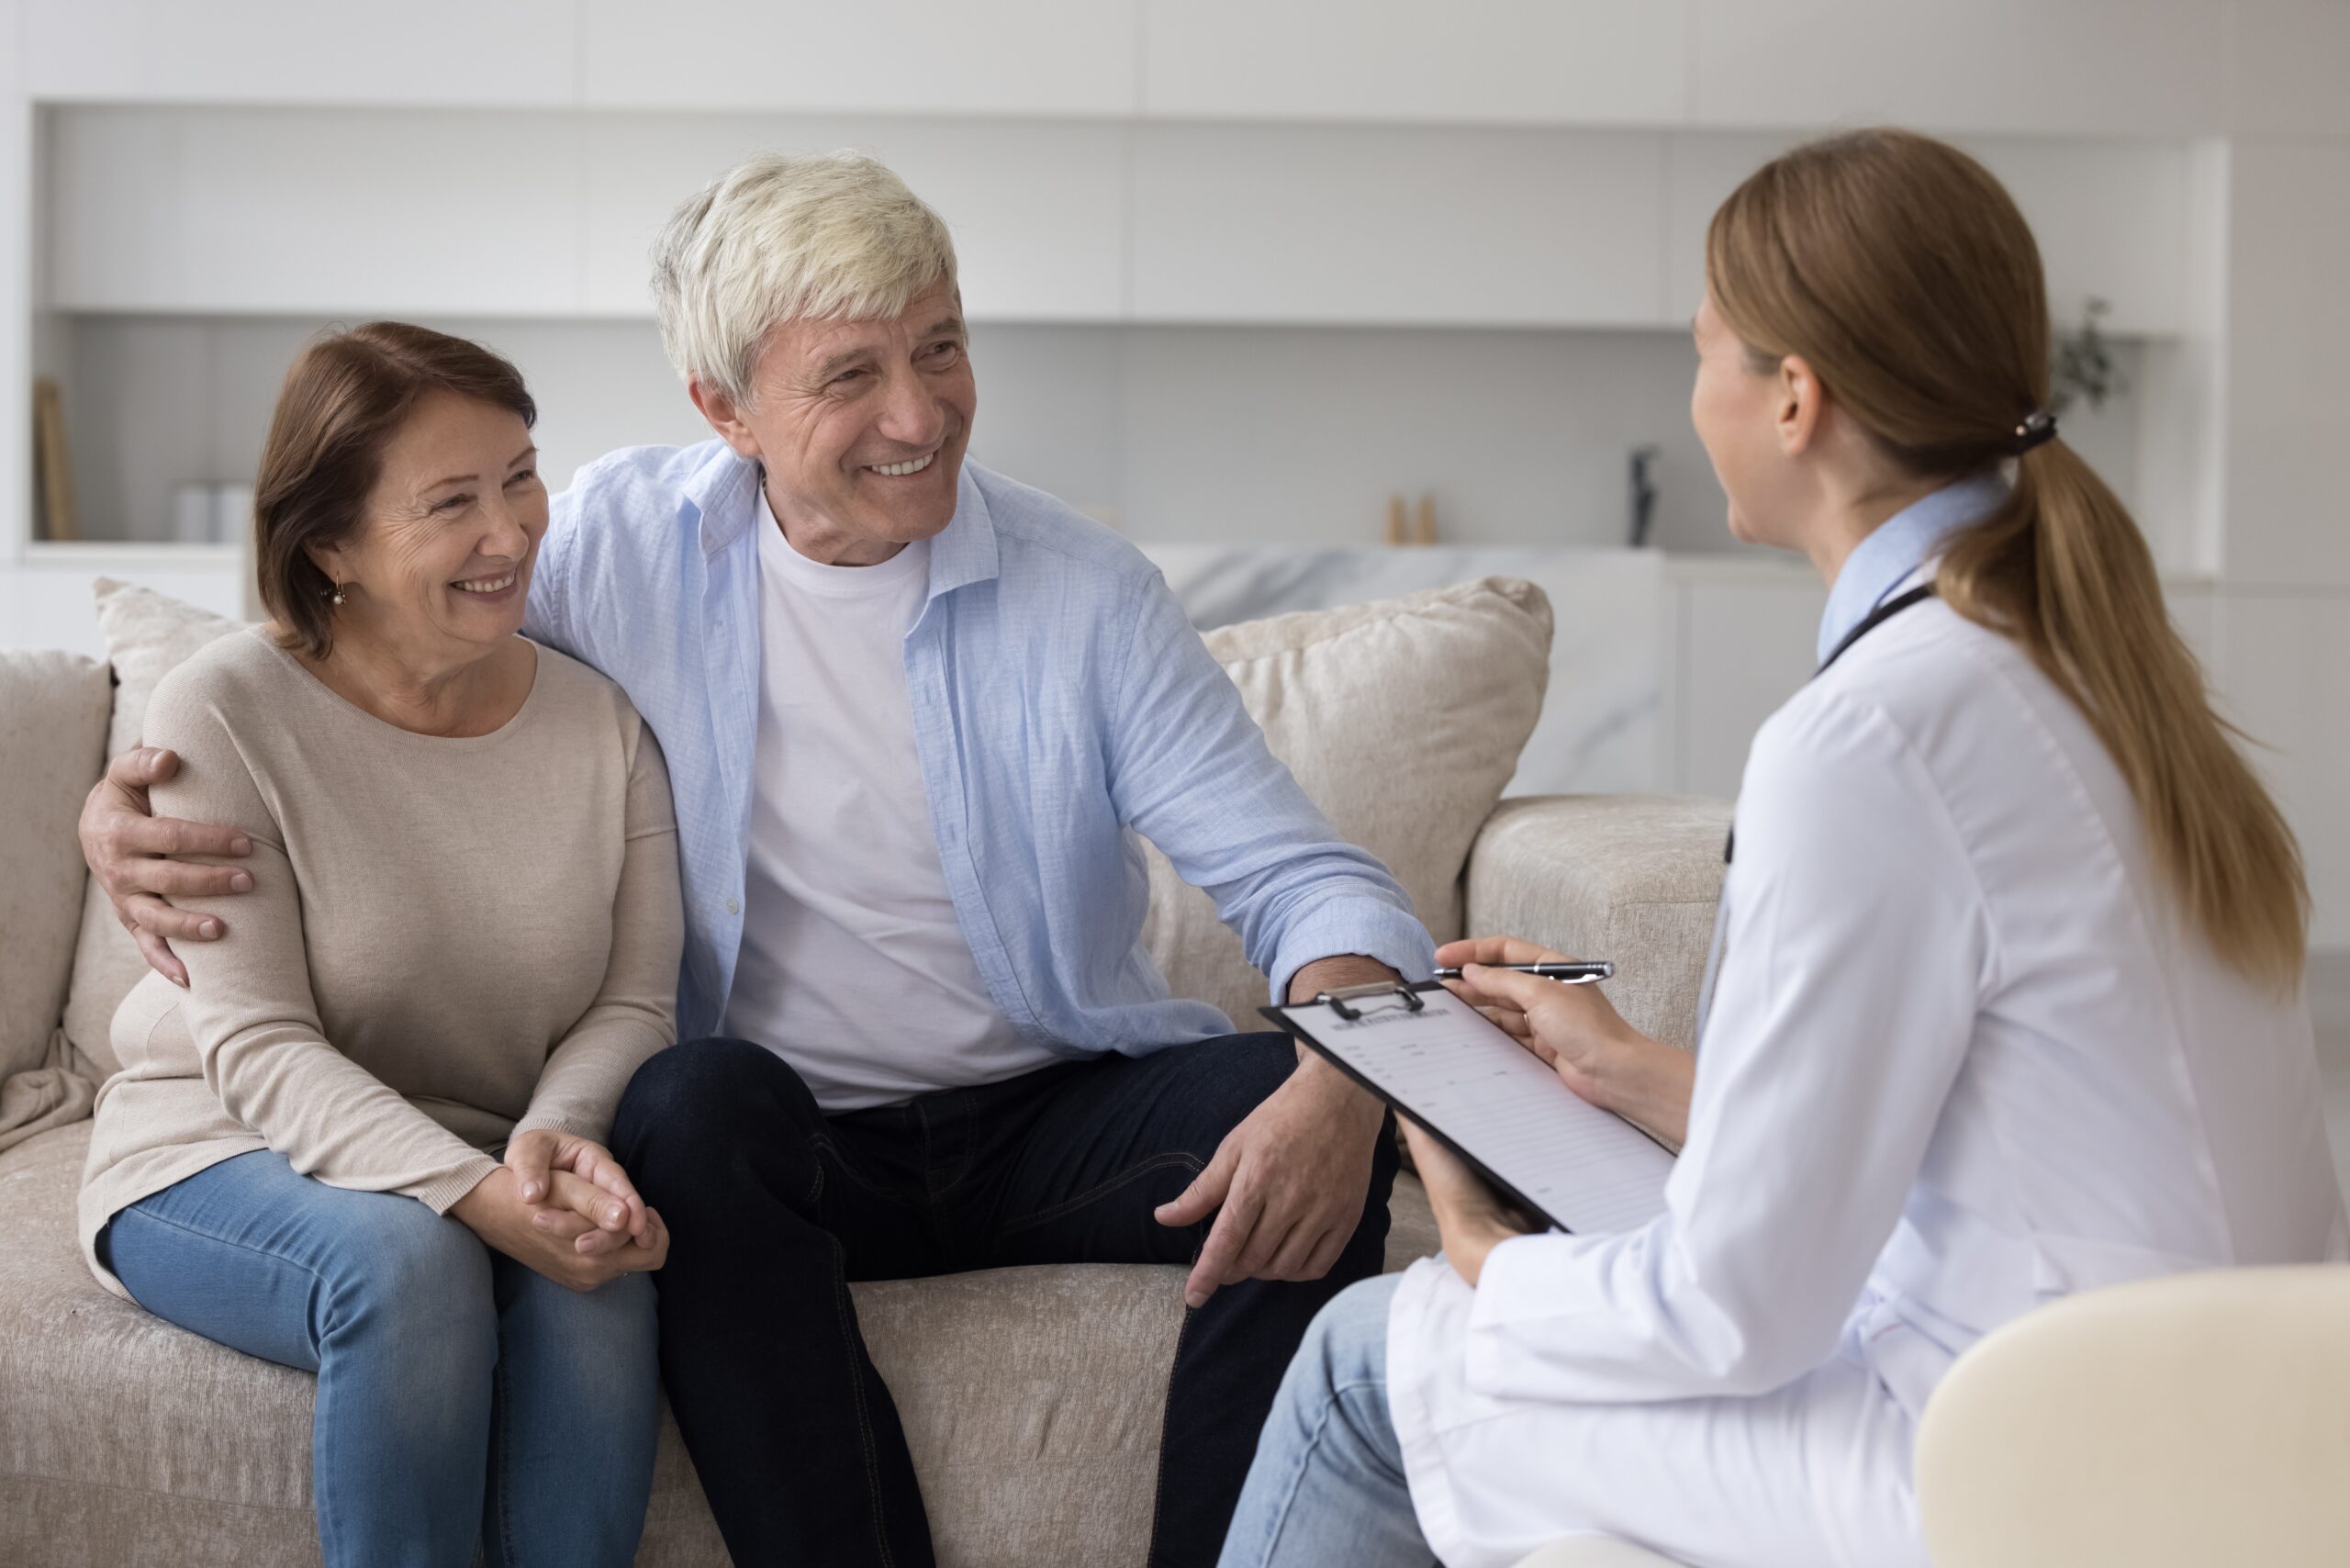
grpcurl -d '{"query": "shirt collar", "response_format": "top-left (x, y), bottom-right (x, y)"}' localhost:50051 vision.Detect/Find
top-left (688, 447), bottom-right (1001, 604)
top-left (1817, 469), bottom-right (2007, 665)
top-left (686, 445), bottom-right (763, 559)
top-left (922, 461), bottom-right (1001, 606)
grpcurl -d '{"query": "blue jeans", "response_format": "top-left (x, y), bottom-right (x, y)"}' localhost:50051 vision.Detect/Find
top-left (1218, 1275), bottom-right (1434, 1568)
top-left (99, 1149), bottom-right (661, 1568)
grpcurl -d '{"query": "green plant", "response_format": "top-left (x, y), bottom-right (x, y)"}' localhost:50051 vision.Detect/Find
top-left (2050, 296), bottom-right (2123, 417)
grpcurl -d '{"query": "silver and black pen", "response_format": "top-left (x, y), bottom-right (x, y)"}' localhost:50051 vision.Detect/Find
top-left (1431, 961), bottom-right (1614, 984)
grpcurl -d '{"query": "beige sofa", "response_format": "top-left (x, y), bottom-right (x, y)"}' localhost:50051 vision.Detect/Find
top-left (0, 577), bottom-right (1736, 1567)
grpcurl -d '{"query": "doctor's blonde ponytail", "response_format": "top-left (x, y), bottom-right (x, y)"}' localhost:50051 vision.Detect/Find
top-left (1707, 129), bottom-right (2308, 993)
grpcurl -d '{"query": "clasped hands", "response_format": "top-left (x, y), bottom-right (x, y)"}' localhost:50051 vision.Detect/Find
top-left (453, 1129), bottom-right (669, 1293)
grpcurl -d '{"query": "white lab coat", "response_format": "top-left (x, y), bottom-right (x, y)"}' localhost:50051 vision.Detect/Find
top-left (1387, 580), bottom-right (2348, 1568)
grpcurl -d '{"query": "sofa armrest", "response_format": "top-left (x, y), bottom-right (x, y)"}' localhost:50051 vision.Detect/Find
top-left (1463, 795), bottom-right (1732, 1054)
top-left (1917, 1266), bottom-right (2350, 1567)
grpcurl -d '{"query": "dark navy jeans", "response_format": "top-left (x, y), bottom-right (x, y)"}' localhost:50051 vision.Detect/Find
top-left (610, 1033), bottom-right (1399, 1568)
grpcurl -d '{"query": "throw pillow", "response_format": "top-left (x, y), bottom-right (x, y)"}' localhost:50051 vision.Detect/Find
top-left (1141, 577), bottom-right (1552, 1026)
top-left (59, 580), bottom-right (246, 1081)
top-left (0, 650), bottom-right (113, 1083)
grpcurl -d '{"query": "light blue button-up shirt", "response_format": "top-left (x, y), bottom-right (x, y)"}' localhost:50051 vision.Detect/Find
top-left (1816, 470), bottom-right (2008, 665)
top-left (525, 440), bottom-right (1434, 1052)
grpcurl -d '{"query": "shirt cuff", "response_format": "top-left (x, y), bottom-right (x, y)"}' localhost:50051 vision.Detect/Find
top-left (1461, 1230), bottom-right (1603, 1395)
top-left (1266, 899), bottom-right (1438, 1005)
top-left (410, 1152), bottom-right (503, 1216)
top-left (509, 1112), bottom-right (610, 1145)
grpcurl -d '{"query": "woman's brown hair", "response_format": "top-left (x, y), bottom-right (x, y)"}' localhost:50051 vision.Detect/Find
top-left (254, 321), bottom-right (537, 660)
top-left (1707, 128), bottom-right (2308, 992)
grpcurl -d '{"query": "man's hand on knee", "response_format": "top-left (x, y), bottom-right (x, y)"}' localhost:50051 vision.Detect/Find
top-left (1154, 1050), bottom-right (1387, 1309)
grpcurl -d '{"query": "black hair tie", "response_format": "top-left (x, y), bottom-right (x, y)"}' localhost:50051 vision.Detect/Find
top-left (2010, 409), bottom-right (2058, 455)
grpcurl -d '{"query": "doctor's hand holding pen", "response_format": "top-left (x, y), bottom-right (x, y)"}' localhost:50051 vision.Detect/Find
top-left (1436, 935), bottom-right (1695, 1152)
top-left (1404, 935), bottom-right (1700, 1287)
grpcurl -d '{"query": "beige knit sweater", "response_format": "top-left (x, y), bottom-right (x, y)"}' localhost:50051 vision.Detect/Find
top-left (79, 627), bottom-right (683, 1296)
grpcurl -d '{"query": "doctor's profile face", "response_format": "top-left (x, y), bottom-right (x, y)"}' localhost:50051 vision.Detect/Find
top-left (1689, 292), bottom-right (1809, 551)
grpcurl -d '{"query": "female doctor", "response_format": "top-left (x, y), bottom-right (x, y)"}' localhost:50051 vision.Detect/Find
top-left (1215, 128), bottom-right (2347, 1568)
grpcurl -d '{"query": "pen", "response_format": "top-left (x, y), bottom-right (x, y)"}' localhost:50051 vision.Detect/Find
top-left (1432, 961), bottom-right (1615, 983)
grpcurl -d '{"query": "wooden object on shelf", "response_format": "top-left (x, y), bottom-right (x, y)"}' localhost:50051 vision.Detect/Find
top-left (1386, 493), bottom-right (1408, 546)
top-left (32, 378), bottom-right (78, 542)
top-left (1416, 492), bottom-right (1438, 546)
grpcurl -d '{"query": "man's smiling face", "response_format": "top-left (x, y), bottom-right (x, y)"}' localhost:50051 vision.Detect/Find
top-left (695, 278), bottom-right (976, 566)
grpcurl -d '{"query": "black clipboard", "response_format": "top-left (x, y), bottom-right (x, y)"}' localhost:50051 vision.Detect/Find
top-left (1260, 980), bottom-right (1673, 1236)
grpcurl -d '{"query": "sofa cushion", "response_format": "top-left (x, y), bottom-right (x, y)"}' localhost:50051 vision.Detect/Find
top-left (1144, 577), bottom-right (1552, 1025)
top-left (58, 581), bottom-right (245, 1081)
top-left (0, 651), bottom-right (112, 1085)
top-left (1, 1120), bottom-right (1439, 1567)
top-left (1463, 794), bottom-right (1735, 1055)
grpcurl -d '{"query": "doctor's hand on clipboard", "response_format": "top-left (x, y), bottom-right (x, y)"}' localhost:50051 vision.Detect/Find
top-left (1437, 936), bottom-right (1697, 1153)
top-left (1414, 935), bottom-right (1703, 1284)
top-left (1400, 1121), bottom-right (1541, 1287)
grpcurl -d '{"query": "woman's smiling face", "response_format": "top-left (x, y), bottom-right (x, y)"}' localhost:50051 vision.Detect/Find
top-left (310, 391), bottom-right (547, 665)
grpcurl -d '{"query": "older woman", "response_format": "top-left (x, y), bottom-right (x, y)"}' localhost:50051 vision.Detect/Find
top-left (77, 323), bottom-right (684, 1568)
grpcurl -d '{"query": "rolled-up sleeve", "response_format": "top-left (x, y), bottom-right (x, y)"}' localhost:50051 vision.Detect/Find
top-left (1103, 570), bottom-right (1435, 1002)
top-left (1461, 692), bottom-right (1990, 1403)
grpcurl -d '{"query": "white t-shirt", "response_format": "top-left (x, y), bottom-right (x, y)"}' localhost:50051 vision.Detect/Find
top-left (721, 487), bottom-right (1056, 1111)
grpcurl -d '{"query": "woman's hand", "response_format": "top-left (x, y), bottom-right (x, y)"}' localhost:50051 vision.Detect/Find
top-left (1437, 935), bottom-right (1696, 1149)
top-left (1400, 1121), bottom-right (1534, 1287)
top-left (451, 1167), bottom-right (667, 1291)
top-left (530, 1170), bottom-right (671, 1266)
top-left (503, 1129), bottom-right (648, 1246)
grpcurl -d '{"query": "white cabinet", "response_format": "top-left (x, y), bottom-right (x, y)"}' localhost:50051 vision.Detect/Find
top-left (21, 1), bottom-right (582, 107)
top-left (2221, 139), bottom-right (2350, 588)
top-left (1129, 124), bottom-right (1667, 325)
top-left (2213, 588), bottom-right (2350, 949)
top-left (1689, 0), bottom-right (2230, 137)
top-left (581, 115), bottom-right (1128, 321)
top-left (2226, 0), bottom-right (2350, 137)
top-left (47, 109), bottom-right (589, 317)
top-left (1141, 0), bottom-right (1690, 126)
top-left (36, 101), bottom-right (2204, 336)
top-left (1661, 130), bottom-right (2192, 335)
top-left (578, 0), bottom-right (1141, 117)
top-left (0, 549), bottom-right (249, 658)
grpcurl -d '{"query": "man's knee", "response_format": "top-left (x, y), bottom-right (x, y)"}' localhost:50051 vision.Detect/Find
top-left (613, 1037), bottom-right (828, 1216)
top-left (613, 1036), bottom-right (817, 1159)
top-left (1183, 1033), bottom-right (1305, 1135)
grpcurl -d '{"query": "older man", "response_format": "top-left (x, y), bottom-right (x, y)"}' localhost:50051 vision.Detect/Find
top-left (80, 152), bottom-right (1431, 1567)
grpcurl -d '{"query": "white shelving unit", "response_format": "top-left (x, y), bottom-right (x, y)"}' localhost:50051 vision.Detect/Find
top-left (5, 0), bottom-right (2347, 947)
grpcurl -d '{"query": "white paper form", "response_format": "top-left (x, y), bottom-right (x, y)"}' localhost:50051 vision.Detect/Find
top-left (1273, 988), bottom-right (1674, 1235)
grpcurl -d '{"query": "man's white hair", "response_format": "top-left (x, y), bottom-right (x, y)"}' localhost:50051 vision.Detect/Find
top-left (650, 151), bottom-right (959, 408)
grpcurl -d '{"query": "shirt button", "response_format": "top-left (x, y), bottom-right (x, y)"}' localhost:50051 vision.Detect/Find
top-left (725, 897), bottom-right (741, 916)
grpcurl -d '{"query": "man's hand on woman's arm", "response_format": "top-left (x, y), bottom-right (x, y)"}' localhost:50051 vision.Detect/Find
top-left (79, 746), bottom-right (255, 987)
top-left (1436, 935), bottom-right (1696, 1150)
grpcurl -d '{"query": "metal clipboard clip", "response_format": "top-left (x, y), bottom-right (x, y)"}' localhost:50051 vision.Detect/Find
top-left (1313, 980), bottom-right (1427, 1022)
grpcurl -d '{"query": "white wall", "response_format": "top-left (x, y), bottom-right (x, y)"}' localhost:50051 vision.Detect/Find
top-left (5, 0), bottom-right (2346, 946)
top-left (51, 313), bottom-right (2150, 554)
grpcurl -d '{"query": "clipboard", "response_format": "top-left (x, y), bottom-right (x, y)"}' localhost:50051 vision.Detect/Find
top-left (1261, 980), bottom-right (1674, 1236)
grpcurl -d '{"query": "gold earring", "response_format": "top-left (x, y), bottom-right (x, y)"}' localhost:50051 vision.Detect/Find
top-left (329, 581), bottom-right (347, 607)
